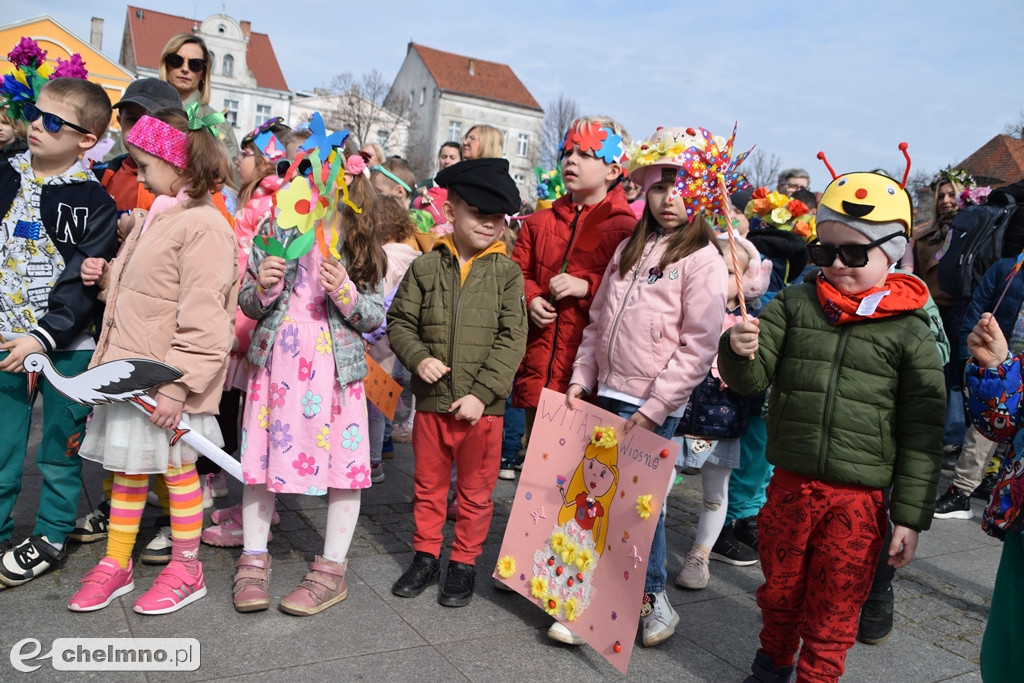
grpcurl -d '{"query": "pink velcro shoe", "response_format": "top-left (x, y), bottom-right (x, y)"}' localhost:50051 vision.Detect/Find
top-left (279, 557), bottom-right (348, 616)
top-left (68, 557), bottom-right (135, 612)
top-left (203, 505), bottom-right (274, 547)
top-left (233, 552), bottom-right (271, 613)
top-left (132, 560), bottom-right (207, 615)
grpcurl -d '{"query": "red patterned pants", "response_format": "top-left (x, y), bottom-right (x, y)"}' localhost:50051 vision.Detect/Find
top-left (756, 468), bottom-right (887, 683)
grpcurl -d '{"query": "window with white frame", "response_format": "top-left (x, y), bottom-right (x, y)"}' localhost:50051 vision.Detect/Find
top-left (222, 54), bottom-right (234, 78)
top-left (517, 133), bottom-right (529, 157)
top-left (448, 120), bottom-right (461, 142)
top-left (501, 130), bottom-right (508, 155)
top-left (376, 129), bottom-right (389, 148)
top-left (255, 104), bottom-right (271, 123)
top-left (419, 87), bottom-right (426, 106)
top-left (208, 51), bottom-right (215, 74)
top-left (224, 99), bottom-right (239, 127)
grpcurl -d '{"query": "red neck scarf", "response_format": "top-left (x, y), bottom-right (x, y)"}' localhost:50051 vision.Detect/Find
top-left (815, 271), bottom-right (930, 326)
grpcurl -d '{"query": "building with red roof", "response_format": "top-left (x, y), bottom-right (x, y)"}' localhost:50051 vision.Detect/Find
top-left (120, 6), bottom-right (290, 140)
top-left (957, 133), bottom-right (1024, 188)
top-left (387, 43), bottom-right (543, 197)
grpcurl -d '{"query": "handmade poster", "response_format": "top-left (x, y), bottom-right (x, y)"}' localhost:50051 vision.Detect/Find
top-left (363, 353), bottom-right (401, 420)
top-left (494, 388), bottom-right (680, 674)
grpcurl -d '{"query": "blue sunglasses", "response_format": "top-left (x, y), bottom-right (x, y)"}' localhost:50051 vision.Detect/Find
top-left (23, 103), bottom-right (91, 136)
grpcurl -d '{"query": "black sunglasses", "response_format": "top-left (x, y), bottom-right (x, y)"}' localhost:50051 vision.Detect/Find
top-left (808, 230), bottom-right (905, 268)
top-left (165, 53), bottom-right (207, 73)
top-left (23, 103), bottom-right (91, 136)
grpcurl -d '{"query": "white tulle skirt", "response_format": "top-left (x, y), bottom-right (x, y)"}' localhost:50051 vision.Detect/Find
top-left (79, 402), bottom-right (223, 474)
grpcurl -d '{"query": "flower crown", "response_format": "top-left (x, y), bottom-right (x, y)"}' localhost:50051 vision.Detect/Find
top-left (931, 166), bottom-right (975, 191)
top-left (590, 426), bottom-right (617, 449)
top-left (560, 121), bottom-right (625, 165)
top-left (1, 37), bottom-right (89, 121)
top-left (534, 166), bottom-right (565, 201)
top-left (744, 187), bottom-right (816, 241)
top-left (958, 186), bottom-right (991, 209)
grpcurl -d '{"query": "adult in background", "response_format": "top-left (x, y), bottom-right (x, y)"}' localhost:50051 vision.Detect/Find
top-left (462, 125), bottom-right (504, 160)
top-left (412, 142), bottom-right (462, 224)
top-left (776, 168), bottom-right (810, 194)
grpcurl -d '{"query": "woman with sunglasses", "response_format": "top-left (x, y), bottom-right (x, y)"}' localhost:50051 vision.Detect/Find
top-left (158, 34), bottom-right (239, 172)
top-left (720, 167), bottom-right (945, 682)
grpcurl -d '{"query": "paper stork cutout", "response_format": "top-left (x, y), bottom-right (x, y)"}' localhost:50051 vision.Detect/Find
top-left (22, 353), bottom-right (243, 482)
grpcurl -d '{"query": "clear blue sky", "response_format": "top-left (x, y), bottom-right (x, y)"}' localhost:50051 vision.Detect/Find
top-left (15, 0), bottom-right (1024, 189)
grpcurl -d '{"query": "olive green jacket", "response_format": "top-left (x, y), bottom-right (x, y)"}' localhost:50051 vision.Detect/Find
top-left (718, 281), bottom-right (945, 531)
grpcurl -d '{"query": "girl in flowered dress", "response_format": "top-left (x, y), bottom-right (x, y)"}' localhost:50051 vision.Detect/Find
top-left (232, 149), bottom-right (386, 616)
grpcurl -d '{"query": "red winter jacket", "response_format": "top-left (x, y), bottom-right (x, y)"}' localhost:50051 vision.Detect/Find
top-left (511, 185), bottom-right (637, 408)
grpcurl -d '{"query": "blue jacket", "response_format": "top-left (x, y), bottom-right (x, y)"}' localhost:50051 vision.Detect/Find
top-left (958, 258), bottom-right (1024, 362)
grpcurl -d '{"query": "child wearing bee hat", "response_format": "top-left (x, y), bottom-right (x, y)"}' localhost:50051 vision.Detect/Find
top-left (718, 153), bottom-right (945, 682)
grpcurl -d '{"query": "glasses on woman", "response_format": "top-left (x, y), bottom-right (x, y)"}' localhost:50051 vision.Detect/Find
top-left (22, 103), bottom-right (91, 135)
top-left (808, 231), bottom-right (905, 268)
top-left (165, 53), bottom-right (207, 73)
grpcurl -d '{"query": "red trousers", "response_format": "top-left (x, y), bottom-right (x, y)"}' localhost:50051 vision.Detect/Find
top-left (411, 411), bottom-right (502, 565)
top-left (756, 469), bottom-right (887, 683)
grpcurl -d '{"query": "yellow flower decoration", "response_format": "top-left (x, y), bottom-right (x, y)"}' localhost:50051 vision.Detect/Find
top-left (315, 426), bottom-right (331, 451)
top-left (560, 544), bottom-right (578, 567)
top-left (550, 531), bottom-right (569, 554)
top-left (770, 207), bottom-right (792, 225)
top-left (276, 177), bottom-right (328, 234)
top-left (590, 426), bottom-right (617, 449)
top-left (564, 597), bottom-right (580, 622)
top-left (257, 405), bottom-right (270, 430)
top-left (530, 576), bottom-right (547, 598)
top-left (315, 330), bottom-right (332, 355)
top-left (636, 494), bottom-right (653, 519)
top-left (543, 594), bottom-right (561, 616)
top-left (574, 547), bottom-right (596, 573)
top-left (497, 555), bottom-right (516, 579)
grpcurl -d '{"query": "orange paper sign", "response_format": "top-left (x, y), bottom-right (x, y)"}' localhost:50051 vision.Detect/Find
top-left (363, 354), bottom-right (401, 420)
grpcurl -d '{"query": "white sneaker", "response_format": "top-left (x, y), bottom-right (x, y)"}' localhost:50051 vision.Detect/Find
top-left (675, 550), bottom-right (710, 590)
top-left (497, 468), bottom-right (516, 481)
top-left (141, 526), bottom-right (172, 565)
top-left (547, 620), bottom-right (584, 645)
top-left (370, 462), bottom-right (385, 483)
top-left (640, 591), bottom-right (679, 646)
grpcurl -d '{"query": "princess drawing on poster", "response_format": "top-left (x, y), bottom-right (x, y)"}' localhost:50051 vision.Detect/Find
top-left (556, 425), bottom-right (619, 555)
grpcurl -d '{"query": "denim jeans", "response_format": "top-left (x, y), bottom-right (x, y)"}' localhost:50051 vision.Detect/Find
top-left (599, 397), bottom-right (680, 594)
top-left (501, 397), bottom-right (526, 467)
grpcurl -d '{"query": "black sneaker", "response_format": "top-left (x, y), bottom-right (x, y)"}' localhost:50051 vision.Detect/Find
top-left (513, 454), bottom-right (526, 471)
top-left (734, 516), bottom-right (759, 552)
top-left (857, 585), bottom-right (894, 644)
top-left (69, 500), bottom-right (111, 543)
top-left (711, 523), bottom-right (759, 566)
top-left (933, 485), bottom-right (973, 520)
top-left (972, 472), bottom-right (998, 500)
top-left (392, 551), bottom-right (440, 598)
top-left (941, 445), bottom-right (962, 471)
top-left (0, 535), bottom-right (66, 586)
top-left (438, 561), bottom-right (476, 607)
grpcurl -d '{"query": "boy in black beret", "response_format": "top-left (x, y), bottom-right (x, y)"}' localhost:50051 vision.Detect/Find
top-left (387, 158), bottom-right (528, 607)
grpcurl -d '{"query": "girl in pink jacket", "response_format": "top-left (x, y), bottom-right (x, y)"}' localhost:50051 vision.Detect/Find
top-left (565, 127), bottom-right (729, 648)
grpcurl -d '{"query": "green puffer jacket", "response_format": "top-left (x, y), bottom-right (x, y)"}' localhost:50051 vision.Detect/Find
top-left (718, 281), bottom-right (945, 531)
top-left (387, 239), bottom-right (527, 415)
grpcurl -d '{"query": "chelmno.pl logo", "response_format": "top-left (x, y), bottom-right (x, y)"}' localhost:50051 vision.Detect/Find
top-left (10, 638), bottom-right (200, 672)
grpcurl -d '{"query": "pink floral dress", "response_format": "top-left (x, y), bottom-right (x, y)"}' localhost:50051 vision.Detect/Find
top-left (240, 247), bottom-right (371, 494)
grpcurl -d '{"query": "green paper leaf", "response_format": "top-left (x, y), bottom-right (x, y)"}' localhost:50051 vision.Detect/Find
top-left (283, 228), bottom-right (317, 260)
top-left (258, 236), bottom-right (286, 258)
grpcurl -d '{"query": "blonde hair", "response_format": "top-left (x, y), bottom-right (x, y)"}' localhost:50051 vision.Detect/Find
top-left (466, 124), bottom-right (504, 159)
top-left (557, 441), bottom-right (619, 555)
top-left (566, 115), bottom-right (631, 148)
top-left (40, 78), bottom-right (112, 138)
top-left (0, 107), bottom-right (27, 140)
top-left (371, 157), bottom-right (417, 199)
top-left (158, 34), bottom-right (210, 106)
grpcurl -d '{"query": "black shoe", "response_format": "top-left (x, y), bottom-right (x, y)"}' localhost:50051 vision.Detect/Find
top-left (513, 454), bottom-right (526, 471)
top-left (711, 523), bottom-right (759, 566)
top-left (857, 585), bottom-right (894, 644)
top-left (0, 535), bottom-right (66, 586)
top-left (933, 485), bottom-right (973, 520)
top-left (69, 500), bottom-right (111, 543)
top-left (743, 650), bottom-right (794, 683)
top-left (438, 561), bottom-right (476, 607)
top-left (734, 516), bottom-right (759, 552)
top-left (972, 472), bottom-right (998, 500)
top-left (941, 445), bottom-right (962, 471)
top-left (392, 552), bottom-right (440, 598)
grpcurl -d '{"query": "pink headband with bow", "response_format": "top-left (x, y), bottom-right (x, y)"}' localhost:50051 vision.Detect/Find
top-left (126, 115), bottom-right (188, 169)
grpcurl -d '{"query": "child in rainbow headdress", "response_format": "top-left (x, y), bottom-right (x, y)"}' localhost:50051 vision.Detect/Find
top-left (0, 42), bottom-right (119, 589)
top-left (506, 117), bottom-right (637, 479)
top-left (720, 147), bottom-right (944, 682)
top-left (69, 107), bottom-right (237, 614)
top-left (232, 131), bottom-right (386, 616)
top-left (563, 126), bottom-right (738, 647)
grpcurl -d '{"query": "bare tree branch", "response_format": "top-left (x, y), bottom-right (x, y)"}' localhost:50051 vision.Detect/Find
top-left (321, 70), bottom-right (414, 156)
top-left (539, 94), bottom-right (580, 169)
top-left (1002, 109), bottom-right (1024, 139)
top-left (743, 149), bottom-right (782, 190)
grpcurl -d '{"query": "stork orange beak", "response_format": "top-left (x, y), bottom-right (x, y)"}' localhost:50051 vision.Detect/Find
top-left (27, 371), bottom-right (38, 400)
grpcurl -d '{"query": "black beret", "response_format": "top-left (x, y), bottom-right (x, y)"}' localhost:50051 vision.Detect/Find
top-left (435, 158), bottom-right (521, 215)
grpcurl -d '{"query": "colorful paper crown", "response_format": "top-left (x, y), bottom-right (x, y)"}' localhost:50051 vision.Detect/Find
top-left (242, 116), bottom-right (289, 162)
top-left (1, 37), bottom-right (89, 121)
top-left (744, 187), bottom-right (816, 241)
top-left (627, 125), bottom-right (752, 223)
top-left (931, 165), bottom-right (975, 191)
top-left (534, 166), bottom-right (566, 201)
top-left (560, 121), bottom-right (626, 165)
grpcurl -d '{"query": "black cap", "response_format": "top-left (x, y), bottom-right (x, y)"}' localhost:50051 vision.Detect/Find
top-left (113, 78), bottom-right (183, 113)
top-left (435, 158), bottom-right (521, 215)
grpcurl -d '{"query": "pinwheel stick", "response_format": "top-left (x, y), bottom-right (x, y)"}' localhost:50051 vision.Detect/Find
top-left (717, 174), bottom-right (748, 321)
top-left (991, 252), bottom-right (1024, 316)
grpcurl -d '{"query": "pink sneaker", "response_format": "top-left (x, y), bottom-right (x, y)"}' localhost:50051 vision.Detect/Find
top-left (203, 504), bottom-right (275, 547)
top-left (210, 502), bottom-right (280, 526)
top-left (68, 557), bottom-right (135, 612)
top-left (132, 560), bottom-right (207, 615)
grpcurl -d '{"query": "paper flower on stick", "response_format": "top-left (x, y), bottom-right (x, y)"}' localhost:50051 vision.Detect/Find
top-left (300, 112), bottom-right (350, 161)
top-left (276, 177), bottom-right (329, 234)
top-left (670, 124), bottom-right (752, 222)
top-left (2, 37), bottom-right (88, 121)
